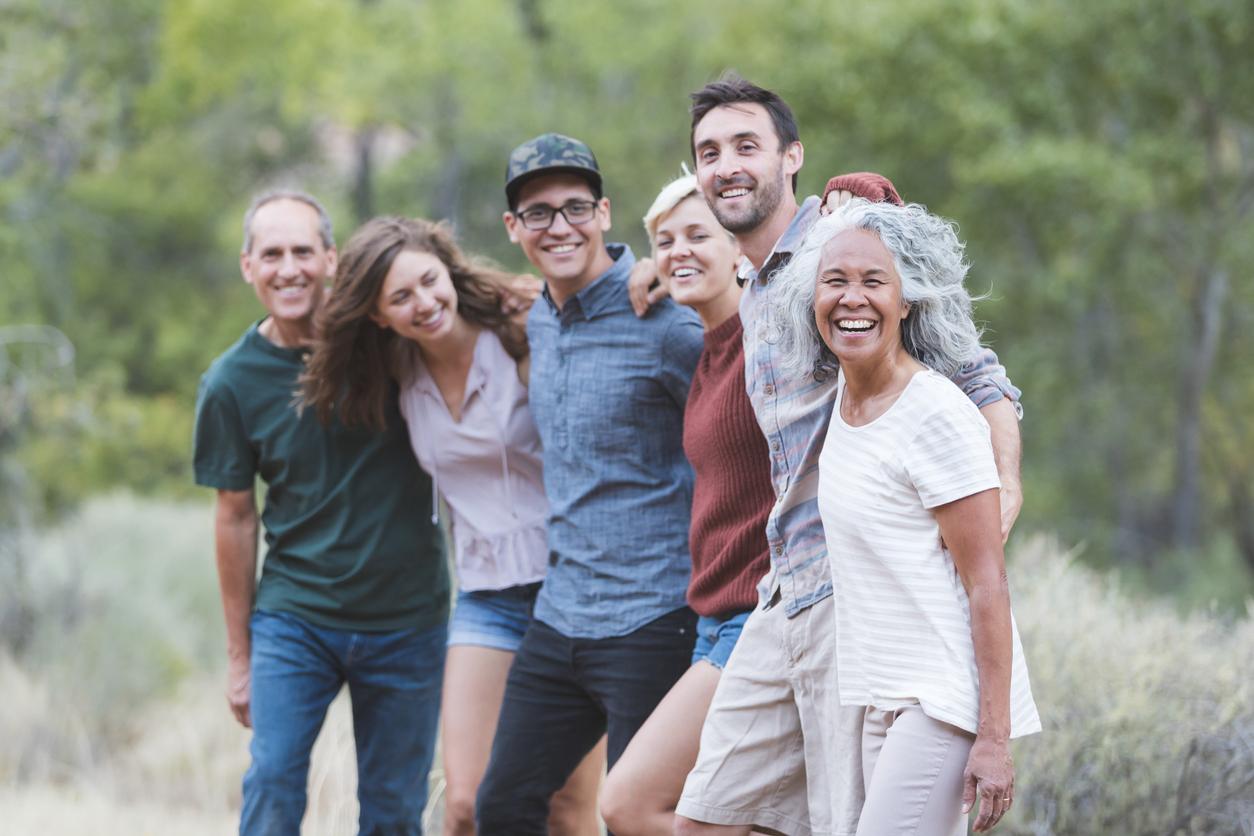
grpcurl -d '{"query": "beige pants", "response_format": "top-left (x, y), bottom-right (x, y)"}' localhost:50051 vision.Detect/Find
top-left (676, 594), bottom-right (864, 836)
top-left (857, 705), bottom-right (974, 836)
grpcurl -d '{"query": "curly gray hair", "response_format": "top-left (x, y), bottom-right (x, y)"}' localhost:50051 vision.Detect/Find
top-left (771, 199), bottom-right (984, 382)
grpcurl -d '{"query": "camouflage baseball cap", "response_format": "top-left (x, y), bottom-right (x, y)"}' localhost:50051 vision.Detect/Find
top-left (505, 133), bottom-right (602, 208)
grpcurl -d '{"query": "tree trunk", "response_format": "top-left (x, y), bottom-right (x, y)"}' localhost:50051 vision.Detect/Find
top-left (1170, 265), bottom-right (1227, 550)
top-left (351, 127), bottom-right (376, 225)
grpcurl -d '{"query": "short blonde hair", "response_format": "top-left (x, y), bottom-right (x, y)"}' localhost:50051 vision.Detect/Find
top-left (642, 174), bottom-right (702, 252)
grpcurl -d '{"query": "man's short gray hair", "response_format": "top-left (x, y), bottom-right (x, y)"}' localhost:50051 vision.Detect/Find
top-left (241, 189), bottom-right (335, 253)
top-left (771, 199), bottom-right (984, 382)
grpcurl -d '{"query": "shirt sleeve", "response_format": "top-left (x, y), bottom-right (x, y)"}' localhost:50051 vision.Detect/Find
top-left (656, 312), bottom-right (706, 409)
top-left (950, 346), bottom-right (1023, 414)
top-left (192, 371), bottom-right (257, 491)
top-left (902, 397), bottom-right (1001, 509)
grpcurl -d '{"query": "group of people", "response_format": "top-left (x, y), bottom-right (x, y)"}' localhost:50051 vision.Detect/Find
top-left (193, 72), bottom-right (1040, 836)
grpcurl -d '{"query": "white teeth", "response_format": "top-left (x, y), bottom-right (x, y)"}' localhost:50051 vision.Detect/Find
top-left (838, 319), bottom-right (875, 332)
top-left (672, 268), bottom-right (699, 279)
top-left (720, 188), bottom-right (749, 198)
top-left (417, 306), bottom-right (444, 327)
top-left (547, 244), bottom-right (577, 254)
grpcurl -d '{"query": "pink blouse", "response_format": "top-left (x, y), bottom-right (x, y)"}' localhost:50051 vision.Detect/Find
top-left (398, 330), bottom-right (549, 592)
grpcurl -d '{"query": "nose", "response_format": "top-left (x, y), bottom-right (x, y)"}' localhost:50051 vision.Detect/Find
top-left (839, 283), bottom-right (868, 307)
top-left (714, 152), bottom-right (741, 183)
top-left (547, 209), bottom-right (574, 235)
top-left (278, 251), bottom-right (299, 276)
top-left (412, 287), bottom-right (435, 310)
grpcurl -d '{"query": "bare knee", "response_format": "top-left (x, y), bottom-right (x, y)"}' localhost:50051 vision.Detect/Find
top-left (441, 788), bottom-right (476, 836)
top-left (598, 774), bottom-right (633, 834)
top-left (546, 792), bottom-right (599, 836)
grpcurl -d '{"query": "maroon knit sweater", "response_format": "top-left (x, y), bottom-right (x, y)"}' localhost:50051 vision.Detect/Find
top-left (683, 312), bottom-right (774, 617)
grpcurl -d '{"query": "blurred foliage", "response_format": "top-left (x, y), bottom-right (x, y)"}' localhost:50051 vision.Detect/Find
top-left (1, 0), bottom-right (1252, 601)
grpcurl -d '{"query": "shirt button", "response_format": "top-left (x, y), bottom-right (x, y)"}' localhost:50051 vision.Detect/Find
top-left (771, 440), bottom-right (781, 452)
top-left (774, 546), bottom-right (783, 556)
top-left (764, 384), bottom-right (775, 396)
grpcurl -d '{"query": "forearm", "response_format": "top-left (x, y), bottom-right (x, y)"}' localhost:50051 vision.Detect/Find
top-left (214, 504), bottom-right (259, 662)
top-left (982, 399), bottom-right (1021, 489)
top-left (967, 570), bottom-right (1013, 741)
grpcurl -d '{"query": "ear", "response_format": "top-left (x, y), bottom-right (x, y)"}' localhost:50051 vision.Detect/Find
top-left (240, 251), bottom-right (254, 285)
top-left (902, 301), bottom-right (911, 319)
top-left (503, 211), bottom-right (520, 244)
top-left (324, 246), bottom-right (338, 280)
top-left (368, 310), bottom-right (390, 331)
top-left (783, 140), bottom-right (804, 179)
top-left (598, 197), bottom-right (612, 232)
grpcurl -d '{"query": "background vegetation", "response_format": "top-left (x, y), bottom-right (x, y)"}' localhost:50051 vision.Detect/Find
top-left (1, 0), bottom-right (1251, 831)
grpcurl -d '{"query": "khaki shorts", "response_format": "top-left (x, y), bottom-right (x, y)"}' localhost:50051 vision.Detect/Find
top-left (676, 593), bottom-right (864, 836)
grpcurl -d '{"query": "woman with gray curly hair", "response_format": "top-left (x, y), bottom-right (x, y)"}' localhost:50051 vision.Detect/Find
top-left (773, 200), bottom-right (1041, 835)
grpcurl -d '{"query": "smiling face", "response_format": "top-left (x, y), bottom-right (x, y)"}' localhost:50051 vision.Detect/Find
top-left (654, 195), bottom-right (741, 311)
top-left (503, 173), bottom-right (612, 298)
top-left (240, 198), bottom-right (336, 328)
top-left (370, 249), bottom-right (461, 349)
top-left (814, 228), bottom-right (911, 367)
top-left (692, 103), bottom-right (801, 235)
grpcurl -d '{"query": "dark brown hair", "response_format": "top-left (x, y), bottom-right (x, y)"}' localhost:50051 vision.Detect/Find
top-left (301, 216), bottom-right (528, 430)
top-left (689, 71), bottom-right (801, 194)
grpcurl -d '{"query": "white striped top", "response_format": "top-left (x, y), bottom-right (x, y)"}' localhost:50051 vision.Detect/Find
top-left (818, 369), bottom-right (1041, 738)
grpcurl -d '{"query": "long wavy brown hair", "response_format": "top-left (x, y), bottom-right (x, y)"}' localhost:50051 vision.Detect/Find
top-left (301, 216), bottom-right (528, 430)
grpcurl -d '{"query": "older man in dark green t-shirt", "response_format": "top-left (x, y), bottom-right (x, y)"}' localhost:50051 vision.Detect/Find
top-left (193, 190), bottom-right (449, 835)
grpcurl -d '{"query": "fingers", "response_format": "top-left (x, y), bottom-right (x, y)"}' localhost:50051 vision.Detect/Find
top-left (231, 701), bottom-right (252, 729)
top-left (629, 282), bottom-right (650, 317)
top-left (821, 189), bottom-right (855, 215)
top-left (973, 780), bottom-right (1013, 832)
top-left (961, 769), bottom-right (977, 814)
top-left (646, 284), bottom-right (669, 307)
top-left (998, 485), bottom-right (1023, 543)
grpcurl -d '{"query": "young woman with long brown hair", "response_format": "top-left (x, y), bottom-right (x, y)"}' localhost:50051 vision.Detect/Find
top-left (302, 216), bottom-right (603, 836)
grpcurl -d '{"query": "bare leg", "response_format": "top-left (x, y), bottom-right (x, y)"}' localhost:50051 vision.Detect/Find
top-left (600, 661), bottom-right (722, 836)
top-left (548, 736), bottom-right (607, 836)
top-left (441, 645), bottom-right (514, 836)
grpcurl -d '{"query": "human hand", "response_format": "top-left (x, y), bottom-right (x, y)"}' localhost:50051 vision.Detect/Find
top-left (226, 655), bottom-right (252, 728)
top-left (821, 189), bottom-right (855, 215)
top-left (998, 478), bottom-right (1023, 544)
top-left (501, 273), bottom-right (543, 316)
top-left (628, 257), bottom-right (667, 317)
top-left (962, 736), bottom-right (1015, 832)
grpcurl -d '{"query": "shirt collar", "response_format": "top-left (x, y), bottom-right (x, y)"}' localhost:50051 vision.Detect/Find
top-left (540, 243), bottom-right (635, 320)
top-left (736, 195), bottom-right (821, 286)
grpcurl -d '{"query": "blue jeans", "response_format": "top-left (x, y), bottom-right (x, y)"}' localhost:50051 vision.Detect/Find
top-left (690, 610), bottom-right (751, 669)
top-left (475, 606), bottom-right (696, 834)
top-left (242, 610), bottom-right (447, 836)
top-left (447, 583), bottom-right (541, 652)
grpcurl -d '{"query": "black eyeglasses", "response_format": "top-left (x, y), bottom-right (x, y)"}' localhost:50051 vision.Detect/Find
top-left (515, 200), bottom-right (599, 231)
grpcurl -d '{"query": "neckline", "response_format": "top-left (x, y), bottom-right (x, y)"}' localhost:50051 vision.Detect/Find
top-left (834, 368), bottom-right (930, 431)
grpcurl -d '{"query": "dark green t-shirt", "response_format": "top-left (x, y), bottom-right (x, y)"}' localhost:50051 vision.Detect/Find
top-left (193, 323), bottom-right (449, 632)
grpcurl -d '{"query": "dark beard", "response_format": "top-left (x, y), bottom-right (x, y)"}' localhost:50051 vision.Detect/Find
top-left (709, 172), bottom-right (785, 235)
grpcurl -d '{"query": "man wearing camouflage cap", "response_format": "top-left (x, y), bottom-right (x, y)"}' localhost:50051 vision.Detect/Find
top-left (474, 133), bottom-right (705, 834)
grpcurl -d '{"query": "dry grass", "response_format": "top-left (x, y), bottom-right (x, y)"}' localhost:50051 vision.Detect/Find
top-left (3, 498), bottom-right (1251, 834)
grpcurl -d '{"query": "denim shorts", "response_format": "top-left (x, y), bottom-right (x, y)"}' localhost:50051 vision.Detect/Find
top-left (691, 610), bottom-right (751, 669)
top-left (448, 582), bottom-right (541, 652)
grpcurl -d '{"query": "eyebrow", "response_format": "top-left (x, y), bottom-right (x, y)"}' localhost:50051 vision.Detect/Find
top-left (821, 265), bottom-right (888, 277)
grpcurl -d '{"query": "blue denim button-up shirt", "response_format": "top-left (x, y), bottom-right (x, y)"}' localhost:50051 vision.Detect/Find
top-left (529, 244), bottom-right (705, 638)
top-left (741, 196), bottom-right (1023, 618)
